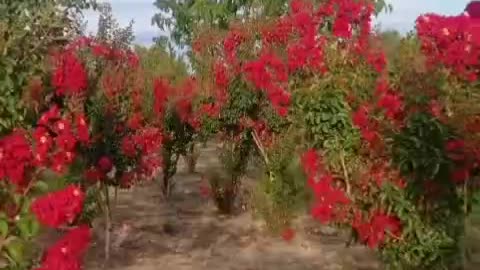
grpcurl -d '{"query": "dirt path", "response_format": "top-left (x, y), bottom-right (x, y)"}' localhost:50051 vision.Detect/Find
top-left (84, 143), bottom-right (381, 270)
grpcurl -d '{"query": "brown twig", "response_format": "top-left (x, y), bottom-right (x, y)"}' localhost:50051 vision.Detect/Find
top-left (339, 150), bottom-right (352, 196)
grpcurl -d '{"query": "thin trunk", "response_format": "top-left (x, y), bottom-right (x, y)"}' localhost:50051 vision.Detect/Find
top-left (103, 185), bottom-right (111, 265)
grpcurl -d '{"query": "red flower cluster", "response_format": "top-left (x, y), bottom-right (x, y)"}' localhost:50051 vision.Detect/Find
top-left (352, 105), bottom-right (380, 146)
top-left (31, 185), bottom-right (85, 228)
top-left (68, 36), bottom-right (139, 68)
top-left (36, 225), bottom-right (91, 270)
top-left (302, 150), bottom-right (350, 224)
top-left (223, 29), bottom-right (248, 64)
top-left (243, 51), bottom-right (291, 117)
top-left (353, 210), bottom-right (402, 249)
top-left (445, 139), bottom-right (478, 184)
top-left (52, 50), bottom-right (88, 96)
top-left (209, 0), bottom-right (377, 120)
top-left (416, 13), bottom-right (480, 81)
top-left (0, 131), bottom-right (32, 187)
top-left (376, 80), bottom-right (404, 122)
top-left (175, 77), bottom-right (201, 129)
top-left (34, 106), bottom-right (89, 174)
top-left (153, 78), bottom-right (172, 117)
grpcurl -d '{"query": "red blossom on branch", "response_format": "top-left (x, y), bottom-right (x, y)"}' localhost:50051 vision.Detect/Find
top-left (36, 225), bottom-right (91, 270)
top-left (31, 185), bottom-right (85, 228)
top-left (353, 210), bottom-right (402, 249)
top-left (52, 51), bottom-right (88, 96)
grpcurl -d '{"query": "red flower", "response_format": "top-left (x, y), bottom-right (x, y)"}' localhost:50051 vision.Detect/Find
top-left (127, 113), bottom-right (143, 130)
top-left (55, 132), bottom-right (77, 152)
top-left (54, 119), bottom-right (72, 135)
top-left (281, 227), bottom-right (296, 242)
top-left (301, 149), bottom-right (322, 178)
top-left (121, 136), bottom-right (137, 157)
top-left (31, 185), bottom-right (85, 228)
top-left (153, 78), bottom-right (171, 116)
top-left (310, 174), bottom-right (350, 224)
top-left (84, 167), bottom-right (105, 183)
top-left (120, 171), bottom-right (136, 189)
top-left (36, 225), bottom-right (91, 270)
top-left (367, 51), bottom-right (387, 73)
top-left (98, 156), bottom-right (113, 173)
top-left (52, 50), bottom-right (88, 96)
top-left (51, 152), bottom-right (72, 174)
top-left (0, 131), bottom-right (33, 186)
top-left (34, 127), bottom-right (53, 152)
top-left (214, 61), bottom-right (230, 90)
top-left (352, 106), bottom-right (369, 128)
top-left (353, 211), bottom-right (402, 249)
top-left (378, 92), bottom-right (403, 120)
top-left (333, 15), bottom-right (352, 38)
top-left (91, 43), bottom-right (112, 58)
top-left (38, 105), bottom-right (61, 126)
top-left (452, 167), bottom-right (470, 183)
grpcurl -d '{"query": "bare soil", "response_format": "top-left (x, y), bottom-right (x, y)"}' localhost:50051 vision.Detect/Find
top-left (81, 143), bottom-right (382, 270)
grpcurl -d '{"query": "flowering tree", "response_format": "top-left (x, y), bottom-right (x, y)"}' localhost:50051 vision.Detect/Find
top-left (0, 35), bottom-right (167, 269)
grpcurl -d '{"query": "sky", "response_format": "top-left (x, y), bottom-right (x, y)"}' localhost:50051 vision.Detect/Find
top-left (84, 0), bottom-right (472, 46)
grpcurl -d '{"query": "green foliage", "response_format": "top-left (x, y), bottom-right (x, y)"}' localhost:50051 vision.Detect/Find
top-left (392, 113), bottom-right (457, 197)
top-left (379, 184), bottom-right (459, 270)
top-left (161, 108), bottom-right (197, 197)
top-left (295, 89), bottom-right (360, 154)
top-left (253, 129), bottom-right (308, 232)
top-left (152, 0), bottom-right (285, 48)
top-left (387, 113), bottom-right (465, 269)
top-left (208, 133), bottom-right (254, 214)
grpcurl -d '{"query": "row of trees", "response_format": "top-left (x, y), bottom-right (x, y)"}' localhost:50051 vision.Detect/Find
top-left (151, 0), bottom-right (480, 269)
top-left (0, 0), bottom-right (480, 270)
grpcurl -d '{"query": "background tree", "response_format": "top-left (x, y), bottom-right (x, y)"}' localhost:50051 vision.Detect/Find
top-left (95, 2), bottom-right (134, 50)
top-left (152, 0), bottom-right (392, 51)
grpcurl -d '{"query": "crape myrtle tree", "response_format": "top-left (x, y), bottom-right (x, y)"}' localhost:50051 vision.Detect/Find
top-left (0, 0), bottom-right (97, 135)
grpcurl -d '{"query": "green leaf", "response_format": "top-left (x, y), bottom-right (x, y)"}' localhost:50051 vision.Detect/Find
top-left (0, 219), bottom-right (8, 238)
top-left (5, 240), bottom-right (24, 264)
top-left (32, 180), bottom-right (49, 193)
top-left (16, 215), bottom-right (39, 240)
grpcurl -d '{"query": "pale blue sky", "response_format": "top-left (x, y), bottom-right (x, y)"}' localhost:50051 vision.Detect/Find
top-left (84, 0), bottom-right (471, 46)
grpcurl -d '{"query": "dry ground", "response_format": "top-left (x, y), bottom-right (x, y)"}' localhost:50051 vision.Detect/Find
top-left (74, 142), bottom-right (383, 270)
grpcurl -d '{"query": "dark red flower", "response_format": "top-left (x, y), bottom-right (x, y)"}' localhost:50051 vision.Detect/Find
top-left (120, 171), bottom-right (136, 189)
top-left (84, 167), bottom-right (105, 183)
top-left (98, 156), bottom-right (113, 173)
